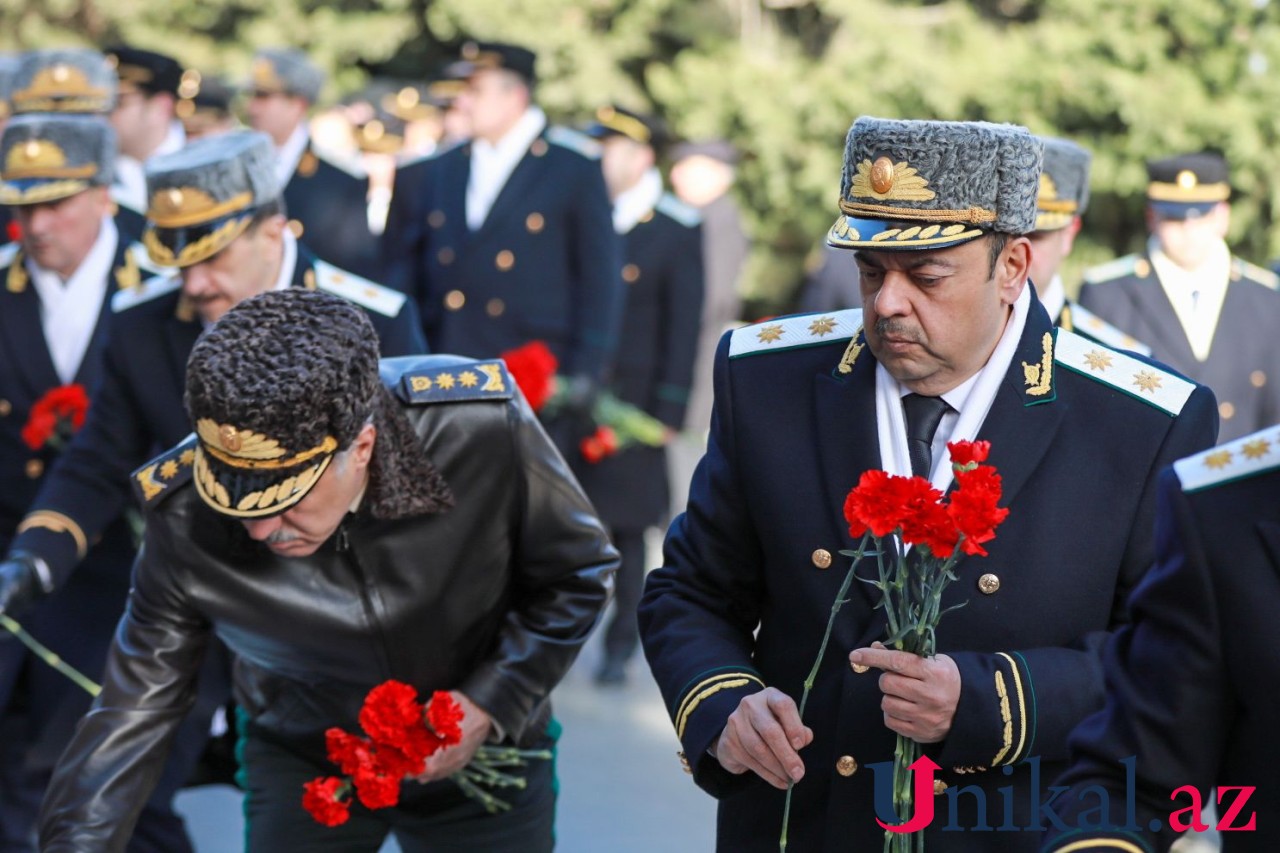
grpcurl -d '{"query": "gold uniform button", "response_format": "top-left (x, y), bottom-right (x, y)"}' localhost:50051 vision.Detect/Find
top-left (1219, 401), bottom-right (1235, 421)
top-left (531, 139), bottom-right (548, 157)
top-left (639, 210), bottom-right (654, 224)
top-left (811, 548), bottom-right (832, 569)
top-left (444, 290), bottom-right (466, 310)
top-left (495, 250), bottom-right (515, 271)
top-left (1251, 370), bottom-right (1267, 388)
top-left (622, 264), bottom-right (641, 283)
top-left (836, 755), bottom-right (857, 777)
top-left (437, 247), bottom-right (455, 266)
top-left (428, 210), bottom-right (446, 228)
top-left (526, 212), bottom-right (544, 233)
top-left (25, 459), bottom-right (43, 479)
top-left (287, 219), bottom-right (304, 239)
top-left (934, 779), bottom-right (948, 795)
top-left (1134, 258), bottom-right (1151, 278)
top-left (0, 399), bottom-right (10, 417)
top-left (486, 298), bottom-right (505, 317)
top-left (978, 573), bottom-right (1000, 595)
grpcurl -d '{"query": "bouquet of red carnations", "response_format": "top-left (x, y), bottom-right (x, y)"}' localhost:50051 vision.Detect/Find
top-left (21, 384), bottom-right (89, 451)
top-left (500, 341), bottom-right (668, 464)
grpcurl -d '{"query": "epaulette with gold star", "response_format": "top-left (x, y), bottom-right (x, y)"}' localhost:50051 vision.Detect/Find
top-left (729, 309), bottom-right (863, 359)
top-left (1054, 328), bottom-right (1194, 417)
top-left (312, 260), bottom-right (407, 318)
top-left (544, 126), bottom-right (602, 160)
top-left (1081, 254), bottom-right (1147, 285)
top-left (1232, 257), bottom-right (1280, 290)
top-left (1174, 426), bottom-right (1280, 493)
top-left (131, 435), bottom-right (197, 507)
top-left (393, 358), bottom-right (515, 404)
top-left (1061, 302), bottom-right (1151, 356)
top-left (112, 272), bottom-right (182, 313)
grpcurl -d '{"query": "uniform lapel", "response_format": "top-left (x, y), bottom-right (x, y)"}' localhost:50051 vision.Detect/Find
top-left (1256, 520), bottom-right (1280, 579)
top-left (73, 240), bottom-right (137, 389)
top-left (1132, 260), bottom-right (1198, 368)
top-left (813, 329), bottom-right (883, 608)
top-left (973, 295), bottom-right (1067, 513)
top-left (469, 142), bottom-right (543, 244)
top-left (163, 305), bottom-right (202, 394)
top-left (0, 253), bottom-right (63, 396)
top-left (440, 147), bottom-right (472, 254)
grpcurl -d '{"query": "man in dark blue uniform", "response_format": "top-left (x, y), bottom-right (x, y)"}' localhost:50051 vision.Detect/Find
top-left (245, 48), bottom-right (377, 276)
top-left (1030, 136), bottom-right (1150, 355)
top-left (0, 131), bottom-right (424, 850)
top-left (638, 117), bottom-right (1218, 851)
top-left (1078, 153), bottom-right (1280, 442)
top-left (576, 105), bottom-right (704, 685)
top-left (398, 41), bottom-right (623, 397)
top-left (0, 113), bottom-right (172, 853)
top-left (1044, 428), bottom-right (1280, 851)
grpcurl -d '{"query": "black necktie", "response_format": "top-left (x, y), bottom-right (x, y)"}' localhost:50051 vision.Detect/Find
top-left (902, 394), bottom-right (950, 480)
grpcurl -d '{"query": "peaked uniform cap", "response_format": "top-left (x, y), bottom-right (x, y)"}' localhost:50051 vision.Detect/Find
top-left (11, 48), bottom-right (117, 115)
top-left (584, 104), bottom-right (667, 151)
top-left (247, 48), bottom-right (324, 103)
top-left (106, 45), bottom-right (184, 97)
top-left (455, 41), bottom-right (536, 85)
top-left (1146, 152), bottom-right (1230, 219)
top-left (142, 130), bottom-right (279, 268)
top-left (0, 113), bottom-right (117, 205)
top-left (828, 116), bottom-right (1043, 252)
top-left (0, 55), bottom-right (20, 118)
top-left (1035, 136), bottom-right (1092, 232)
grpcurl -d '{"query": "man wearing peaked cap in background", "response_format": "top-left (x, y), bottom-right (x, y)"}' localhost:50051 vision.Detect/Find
top-left (391, 40), bottom-right (624, 427)
top-left (1029, 136), bottom-right (1150, 356)
top-left (174, 71), bottom-right (237, 141)
top-left (37, 288), bottom-right (616, 851)
top-left (1079, 152), bottom-right (1280, 442)
top-left (245, 47), bottom-right (378, 276)
top-left (105, 46), bottom-right (187, 236)
top-left (578, 104), bottom-right (704, 686)
top-left (0, 113), bottom-right (194, 853)
top-left (638, 116), bottom-right (1217, 851)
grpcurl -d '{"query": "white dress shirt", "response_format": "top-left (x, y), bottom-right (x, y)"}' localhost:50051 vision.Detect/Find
top-left (274, 124), bottom-right (310, 191)
top-left (1038, 273), bottom-right (1066, 325)
top-left (113, 121), bottom-right (186, 214)
top-left (612, 168), bottom-right (663, 235)
top-left (466, 106), bottom-right (547, 231)
top-left (31, 216), bottom-right (119, 384)
top-left (1149, 235), bottom-right (1230, 362)
top-left (875, 284), bottom-right (1032, 495)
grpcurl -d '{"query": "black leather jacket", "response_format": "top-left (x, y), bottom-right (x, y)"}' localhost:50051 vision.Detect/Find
top-left (39, 355), bottom-right (617, 851)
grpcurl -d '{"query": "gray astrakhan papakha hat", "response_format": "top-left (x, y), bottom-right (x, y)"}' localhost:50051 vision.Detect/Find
top-left (1035, 136), bottom-right (1092, 232)
top-left (142, 130), bottom-right (279, 268)
top-left (828, 116), bottom-right (1044, 251)
top-left (246, 48), bottom-right (324, 104)
top-left (0, 114), bottom-right (116, 205)
top-left (10, 48), bottom-right (117, 115)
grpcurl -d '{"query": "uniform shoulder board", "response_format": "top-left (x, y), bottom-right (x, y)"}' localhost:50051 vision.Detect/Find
top-left (1233, 258), bottom-right (1280, 290)
top-left (129, 241), bottom-right (168, 276)
top-left (1053, 328), bottom-right (1194, 417)
top-left (1174, 425), bottom-right (1280, 493)
top-left (544, 126), bottom-right (601, 159)
top-left (729, 309), bottom-right (863, 359)
top-left (1081, 254), bottom-right (1142, 285)
top-left (0, 241), bottom-right (19, 269)
top-left (1064, 302), bottom-right (1152, 357)
top-left (389, 356), bottom-right (516, 404)
top-left (112, 272), bottom-right (181, 312)
top-left (132, 435), bottom-right (197, 507)
top-left (656, 193), bottom-right (702, 228)
top-left (312, 260), bottom-right (406, 318)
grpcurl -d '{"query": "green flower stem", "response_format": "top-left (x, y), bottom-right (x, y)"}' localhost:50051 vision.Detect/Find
top-left (0, 613), bottom-right (100, 697)
top-left (780, 533), bottom-right (874, 853)
top-left (449, 745), bottom-right (552, 814)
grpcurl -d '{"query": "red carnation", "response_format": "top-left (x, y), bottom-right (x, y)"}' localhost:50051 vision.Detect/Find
top-left (359, 680), bottom-right (436, 768)
top-left (948, 465), bottom-right (1009, 556)
top-left (325, 729), bottom-right (377, 778)
top-left (947, 439), bottom-right (991, 469)
top-left (21, 384), bottom-right (90, 451)
top-left (352, 766), bottom-right (402, 810)
top-left (302, 777), bottom-right (351, 827)
top-left (426, 691), bottom-right (464, 744)
top-left (6, 220), bottom-right (21, 243)
top-left (501, 341), bottom-right (559, 412)
top-left (901, 498), bottom-right (959, 559)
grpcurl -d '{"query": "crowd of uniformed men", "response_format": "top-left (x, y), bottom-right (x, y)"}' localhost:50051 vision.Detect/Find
top-left (0, 32), bottom-right (1276, 853)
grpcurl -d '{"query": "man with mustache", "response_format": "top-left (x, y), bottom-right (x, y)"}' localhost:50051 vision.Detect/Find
top-left (37, 289), bottom-right (615, 851)
top-left (639, 117), bottom-right (1218, 850)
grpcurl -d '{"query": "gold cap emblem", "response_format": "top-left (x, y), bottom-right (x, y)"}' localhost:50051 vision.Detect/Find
top-left (1176, 169), bottom-right (1197, 189)
top-left (219, 425), bottom-right (242, 452)
top-left (870, 157), bottom-right (895, 195)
